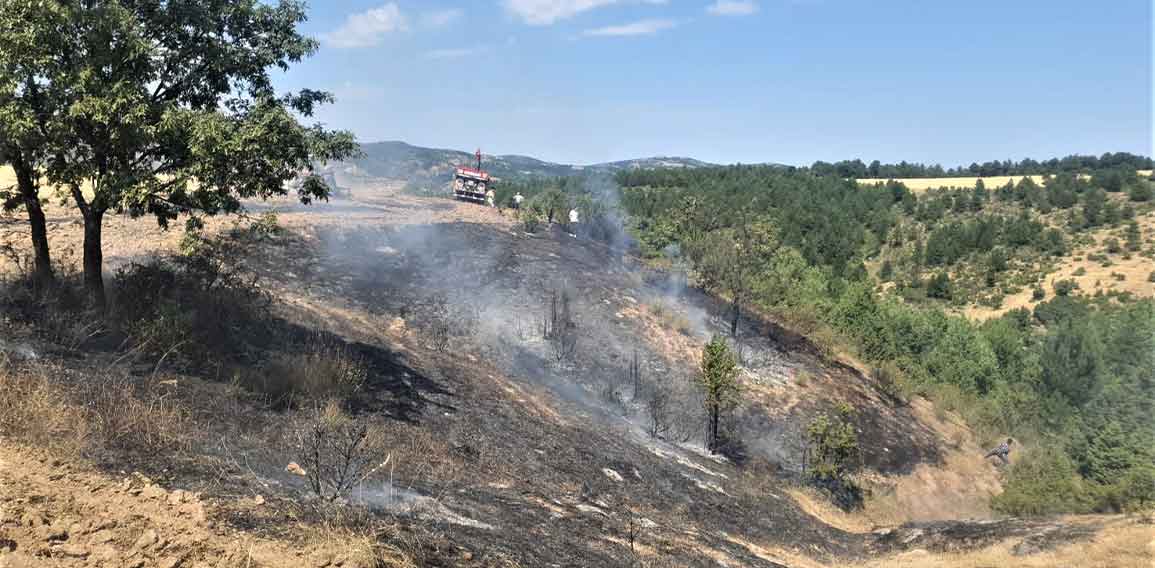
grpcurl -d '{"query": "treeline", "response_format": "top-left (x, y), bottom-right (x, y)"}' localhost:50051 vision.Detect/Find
top-left (617, 165), bottom-right (1155, 514)
top-left (811, 152), bottom-right (1153, 179)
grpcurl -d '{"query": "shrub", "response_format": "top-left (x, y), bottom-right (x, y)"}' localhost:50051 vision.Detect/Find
top-left (1128, 181), bottom-right (1153, 202)
top-left (520, 207), bottom-right (543, 233)
top-left (926, 272), bottom-right (952, 300)
top-left (255, 340), bottom-right (368, 409)
top-left (992, 447), bottom-right (1093, 516)
top-left (1032, 286), bottom-right (1046, 301)
top-left (290, 400), bottom-right (388, 502)
top-left (1073, 267), bottom-right (1087, 276)
top-left (805, 403), bottom-right (863, 511)
top-left (1105, 238), bottom-right (1122, 254)
top-left (112, 236), bottom-right (273, 370)
top-left (1053, 279), bottom-right (1078, 297)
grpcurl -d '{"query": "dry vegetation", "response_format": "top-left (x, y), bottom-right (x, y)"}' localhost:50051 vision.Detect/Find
top-left (1, 179), bottom-right (1144, 566)
top-left (965, 208), bottom-right (1155, 320)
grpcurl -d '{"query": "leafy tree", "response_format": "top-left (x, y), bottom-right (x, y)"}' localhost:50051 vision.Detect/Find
top-left (1085, 421), bottom-right (1135, 484)
top-left (805, 403), bottom-right (863, 510)
top-left (926, 272), bottom-right (952, 300)
top-left (993, 446), bottom-right (1092, 516)
top-left (1129, 181), bottom-right (1153, 202)
top-left (0, 2), bottom-right (74, 288)
top-left (1083, 189), bottom-right (1107, 227)
top-left (685, 215), bottom-right (778, 337)
top-left (1041, 321), bottom-right (1103, 408)
top-left (698, 336), bottom-right (740, 454)
top-left (1125, 221), bottom-right (1142, 251)
top-left (3, 0), bottom-right (356, 307)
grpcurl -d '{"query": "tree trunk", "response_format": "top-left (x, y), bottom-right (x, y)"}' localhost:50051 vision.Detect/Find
top-left (12, 159), bottom-right (54, 289)
top-left (81, 208), bottom-right (106, 309)
top-left (708, 404), bottom-right (720, 453)
top-left (730, 299), bottom-right (740, 338)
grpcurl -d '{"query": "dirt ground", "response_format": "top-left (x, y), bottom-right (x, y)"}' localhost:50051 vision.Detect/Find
top-left (2, 180), bottom-right (1147, 567)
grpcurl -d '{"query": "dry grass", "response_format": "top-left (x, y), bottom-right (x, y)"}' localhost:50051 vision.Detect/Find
top-left (0, 359), bottom-right (196, 457)
top-left (856, 175), bottom-right (1052, 193)
top-left (254, 340), bottom-right (368, 408)
top-left (0, 359), bottom-right (92, 455)
top-left (856, 518), bottom-right (1154, 568)
top-left (966, 210), bottom-right (1155, 320)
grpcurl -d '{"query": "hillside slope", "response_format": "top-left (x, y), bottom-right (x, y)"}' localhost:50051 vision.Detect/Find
top-left (1, 185), bottom-right (1148, 566)
top-left (326, 141), bottom-right (715, 190)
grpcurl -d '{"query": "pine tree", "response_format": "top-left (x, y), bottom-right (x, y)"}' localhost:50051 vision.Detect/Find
top-left (698, 336), bottom-right (740, 454)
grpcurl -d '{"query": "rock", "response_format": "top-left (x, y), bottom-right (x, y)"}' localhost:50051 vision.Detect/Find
top-left (167, 490), bottom-right (193, 506)
top-left (87, 530), bottom-right (116, 545)
top-left (133, 529), bottom-right (158, 551)
top-left (251, 495), bottom-right (265, 506)
top-left (157, 555), bottom-right (185, 568)
top-left (39, 523), bottom-right (68, 542)
top-left (19, 512), bottom-right (46, 528)
top-left (286, 462), bottom-right (308, 477)
top-left (125, 559), bottom-right (145, 568)
top-left (141, 484), bottom-right (167, 500)
top-left (53, 543), bottom-right (89, 558)
top-left (601, 468), bottom-right (623, 482)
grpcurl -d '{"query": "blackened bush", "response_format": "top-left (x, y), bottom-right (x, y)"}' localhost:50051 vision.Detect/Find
top-left (111, 236), bottom-right (273, 370)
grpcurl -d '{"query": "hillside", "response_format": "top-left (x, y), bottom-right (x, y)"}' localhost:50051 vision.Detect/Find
top-left (326, 141), bottom-right (715, 190)
top-left (6, 182), bottom-right (1149, 566)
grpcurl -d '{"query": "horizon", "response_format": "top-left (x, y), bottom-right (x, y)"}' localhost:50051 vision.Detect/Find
top-left (275, 0), bottom-right (1153, 167)
top-left (355, 138), bottom-right (1152, 170)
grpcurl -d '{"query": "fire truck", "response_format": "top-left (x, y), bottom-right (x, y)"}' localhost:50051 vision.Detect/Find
top-left (452, 149), bottom-right (491, 203)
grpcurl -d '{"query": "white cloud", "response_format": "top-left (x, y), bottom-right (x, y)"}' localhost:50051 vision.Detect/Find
top-left (504, 0), bottom-right (667, 26)
top-left (706, 0), bottom-right (758, 16)
top-left (583, 18), bottom-right (676, 36)
top-left (422, 8), bottom-right (463, 28)
top-left (323, 3), bottom-right (407, 49)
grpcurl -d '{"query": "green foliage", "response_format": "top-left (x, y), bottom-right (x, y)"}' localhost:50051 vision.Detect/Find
top-left (0, 0), bottom-right (356, 304)
top-left (1128, 181), bottom-right (1153, 202)
top-left (1053, 279), bottom-right (1079, 297)
top-left (621, 162), bottom-right (1155, 514)
top-left (993, 446), bottom-right (1093, 516)
top-left (806, 404), bottom-right (864, 510)
top-left (1105, 237), bottom-right (1121, 254)
top-left (698, 336), bottom-right (740, 454)
top-left (926, 272), bottom-right (952, 300)
top-left (1032, 286), bottom-right (1046, 301)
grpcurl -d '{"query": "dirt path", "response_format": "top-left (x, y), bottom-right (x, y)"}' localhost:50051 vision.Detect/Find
top-left (0, 443), bottom-right (349, 568)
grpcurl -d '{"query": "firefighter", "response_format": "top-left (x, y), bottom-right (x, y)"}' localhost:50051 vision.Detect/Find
top-left (485, 188), bottom-right (496, 208)
top-left (512, 192), bottom-right (524, 209)
top-left (569, 208), bottom-right (579, 225)
top-left (984, 438), bottom-right (1013, 465)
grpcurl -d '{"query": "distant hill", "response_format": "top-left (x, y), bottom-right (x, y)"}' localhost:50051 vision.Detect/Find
top-left (322, 141), bottom-right (716, 189)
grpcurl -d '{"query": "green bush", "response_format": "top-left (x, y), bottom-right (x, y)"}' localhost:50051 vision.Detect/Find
top-left (806, 403), bottom-right (863, 510)
top-left (992, 447), bottom-right (1093, 516)
top-left (1032, 286), bottom-right (1046, 301)
top-left (1053, 279), bottom-right (1078, 297)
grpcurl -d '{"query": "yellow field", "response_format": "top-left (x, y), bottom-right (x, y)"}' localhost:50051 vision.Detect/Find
top-left (857, 175), bottom-right (1052, 192)
top-left (858, 170), bottom-right (1151, 193)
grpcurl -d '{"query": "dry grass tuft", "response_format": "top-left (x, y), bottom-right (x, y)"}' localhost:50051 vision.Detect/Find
top-left (0, 359), bottom-right (198, 457)
top-left (0, 360), bottom-right (91, 455)
top-left (254, 340), bottom-right (368, 408)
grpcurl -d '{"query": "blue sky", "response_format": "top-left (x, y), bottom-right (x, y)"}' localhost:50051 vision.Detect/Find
top-left (276, 0), bottom-right (1153, 166)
